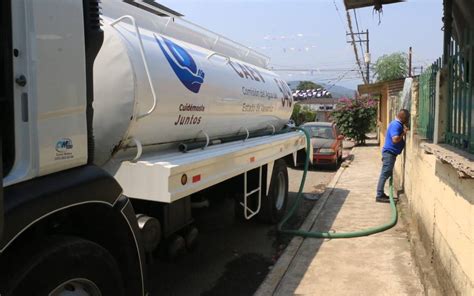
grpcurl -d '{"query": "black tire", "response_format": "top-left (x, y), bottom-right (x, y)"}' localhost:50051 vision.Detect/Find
top-left (167, 234), bottom-right (187, 258)
top-left (0, 236), bottom-right (125, 296)
top-left (258, 159), bottom-right (289, 224)
top-left (331, 156), bottom-right (339, 170)
top-left (184, 227), bottom-right (199, 251)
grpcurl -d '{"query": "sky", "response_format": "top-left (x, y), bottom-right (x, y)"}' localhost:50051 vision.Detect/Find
top-left (158, 0), bottom-right (443, 89)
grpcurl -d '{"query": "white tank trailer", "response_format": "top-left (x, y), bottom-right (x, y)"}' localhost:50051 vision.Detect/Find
top-left (0, 1), bottom-right (310, 294)
top-left (93, 1), bottom-right (294, 165)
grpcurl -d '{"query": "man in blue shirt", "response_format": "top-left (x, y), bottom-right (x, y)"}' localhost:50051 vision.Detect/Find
top-left (376, 109), bottom-right (410, 203)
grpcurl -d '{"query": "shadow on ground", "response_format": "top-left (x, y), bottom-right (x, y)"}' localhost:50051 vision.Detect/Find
top-left (148, 189), bottom-right (324, 296)
top-left (270, 188), bottom-right (351, 295)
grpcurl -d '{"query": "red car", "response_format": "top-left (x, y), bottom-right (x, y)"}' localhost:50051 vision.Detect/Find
top-left (301, 122), bottom-right (344, 169)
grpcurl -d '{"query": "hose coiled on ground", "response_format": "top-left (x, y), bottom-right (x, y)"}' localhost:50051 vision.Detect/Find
top-left (277, 127), bottom-right (397, 238)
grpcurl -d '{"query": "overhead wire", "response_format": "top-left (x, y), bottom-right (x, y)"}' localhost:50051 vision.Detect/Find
top-left (333, 0), bottom-right (346, 30)
top-left (353, 10), bottom-right (366, 62)
top-left (271, 61), bottom-right (357, 68)
top-left (346, 10), bottom-right (367, 84)
top-left (271, 68), bottom-right (360, 72)
top-left (324, 68), bottom-right (355, 89)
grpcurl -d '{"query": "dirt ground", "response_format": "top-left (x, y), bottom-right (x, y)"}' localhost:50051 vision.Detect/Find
top-left (148, 166), bottom-right (336, 296)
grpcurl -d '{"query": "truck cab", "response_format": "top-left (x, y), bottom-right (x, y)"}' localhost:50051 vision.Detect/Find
top-left (0, 0), bottom-right (14, 242)
top-left (0, 1), bottom-right (309, 294)
top-left (0, 1), bottom-right (146, 295)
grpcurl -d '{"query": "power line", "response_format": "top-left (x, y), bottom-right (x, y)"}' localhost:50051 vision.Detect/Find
top-left (326, 69), bottom-right (355, 90)
top-left (333, 0), bottom-right (346, 29)
top-left (271, 61), bottom-right (357, 68)
top-left (316, 76), bottom-right (361, 81)
top-left (345, 10), bottom-right (368, 84)
top-left (271, 68), bottom-right (360, 72)
top-left (353, 10), bottom-right (365, 60)
top-left (351, 10), bottom-right (371, 83)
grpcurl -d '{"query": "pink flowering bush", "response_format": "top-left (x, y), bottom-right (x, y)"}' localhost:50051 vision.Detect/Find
top-left (331, 97), bottom-right (377, 144)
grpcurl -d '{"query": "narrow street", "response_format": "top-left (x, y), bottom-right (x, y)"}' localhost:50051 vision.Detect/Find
top-left (149, 167), bottom-right (336, 296)
top-left (2, 1), bottom-right (473, 295)
top-left (257, 142), bottom-right (424, 296)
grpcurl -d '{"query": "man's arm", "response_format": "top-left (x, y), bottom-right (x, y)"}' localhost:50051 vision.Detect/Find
top-left (392, 126), bottom-right (408, 144)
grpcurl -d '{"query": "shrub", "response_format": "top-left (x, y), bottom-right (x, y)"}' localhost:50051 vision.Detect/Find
top-left (291, 104), bottom-right (316, 125)
top-left (296, 81), bottom-right (322, 90)
top-left (374, 52), bottom-right (408, 82)
top-left (331, 97), bottom-right (377, 144)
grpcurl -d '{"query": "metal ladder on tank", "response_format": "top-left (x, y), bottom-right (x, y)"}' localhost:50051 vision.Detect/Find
top-left (240, 166), bottom-right (262, 220)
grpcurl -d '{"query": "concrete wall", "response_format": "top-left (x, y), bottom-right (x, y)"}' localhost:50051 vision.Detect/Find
top-left (378, 90), bottom-right (388, 148)
top-left (392, 79), bottom-right (474, 295)
top-left (314, 111), bottom-right (330, 122)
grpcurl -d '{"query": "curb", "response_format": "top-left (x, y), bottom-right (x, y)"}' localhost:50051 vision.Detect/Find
top-left (254, 149), bottom-right (353, 296)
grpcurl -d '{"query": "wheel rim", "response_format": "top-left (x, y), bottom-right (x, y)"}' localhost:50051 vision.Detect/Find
top-left (275, 172), bottom-right (286, 211)
top-left (49, 278), bottom-right (102, 296)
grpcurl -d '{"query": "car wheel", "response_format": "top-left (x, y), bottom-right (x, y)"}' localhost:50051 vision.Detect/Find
top-left (332, 156), bottom-right (339, 170)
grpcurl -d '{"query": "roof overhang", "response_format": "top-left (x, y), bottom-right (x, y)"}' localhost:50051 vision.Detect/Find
top-left (344, 0), bottom-right (404, 10)
top-left (124, 0), bottom-right (184, 17)
top-left (452, 0), bottom-right (474, 41)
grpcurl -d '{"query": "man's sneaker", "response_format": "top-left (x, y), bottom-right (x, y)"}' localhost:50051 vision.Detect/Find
top-left (376, 194), bottom-right (390, 203)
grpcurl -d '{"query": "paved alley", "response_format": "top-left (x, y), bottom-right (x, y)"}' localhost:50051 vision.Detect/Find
top-left (256, 144), bottom-right (424, 296)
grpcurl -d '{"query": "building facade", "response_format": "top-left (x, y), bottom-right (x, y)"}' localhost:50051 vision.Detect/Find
top-left (358, 1), bottom-right (473, 293)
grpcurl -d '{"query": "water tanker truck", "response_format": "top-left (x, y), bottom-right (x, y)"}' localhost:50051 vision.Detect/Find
top-left (0, 1), bottom-right (310, 294)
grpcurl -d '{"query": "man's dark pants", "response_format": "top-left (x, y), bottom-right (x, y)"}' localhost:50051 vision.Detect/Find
top-left (376, 151), bottom-right (397, 198)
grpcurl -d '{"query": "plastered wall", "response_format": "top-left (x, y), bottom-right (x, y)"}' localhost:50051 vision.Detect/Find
top-left (391, 80), bottom-right (473, 295)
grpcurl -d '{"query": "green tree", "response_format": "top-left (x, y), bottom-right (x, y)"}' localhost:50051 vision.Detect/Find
top-left (331, 97), bottom-right (377, 145)
top-left (291, 103), bottom-right (316, 125)
top-left (296, 81), bottom-right (322, 90)
top-left (374, 52), bottom-right (408, 82)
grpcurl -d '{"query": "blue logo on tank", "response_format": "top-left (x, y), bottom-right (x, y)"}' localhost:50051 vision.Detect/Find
top-left (155, 35), bottom-right (205, 93)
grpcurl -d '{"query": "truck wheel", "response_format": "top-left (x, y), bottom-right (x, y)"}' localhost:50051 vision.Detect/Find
top-left (258, 159), bottom-right (289, 224)
top-left (184, 226), bottom-right (199, 251)
top-left (167, 235), bottom-right (186, 258)
top-left (0, 236), bottom-right (125, 296)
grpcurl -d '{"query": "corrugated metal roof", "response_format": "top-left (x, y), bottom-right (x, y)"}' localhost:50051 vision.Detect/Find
top-left (357, 78), bottom-right (405, 96)
top-left (387, 79), bottom-right (405, 96)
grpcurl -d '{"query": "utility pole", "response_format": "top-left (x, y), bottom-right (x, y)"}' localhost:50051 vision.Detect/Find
top-left (365, 29), bottom-right (370, 84)
top-left (408, 46), bottom-right (413, 77)
top-left (346, 26), bottom-right (370, 84)
top-left (345, 10), bottom-right (368, 85)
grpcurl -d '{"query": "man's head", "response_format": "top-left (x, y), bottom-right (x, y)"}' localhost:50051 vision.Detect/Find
top-left (397, 109), bottom-right (410, 125)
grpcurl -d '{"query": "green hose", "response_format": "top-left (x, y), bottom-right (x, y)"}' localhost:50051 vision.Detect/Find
top-left (277, 127), bottom-right (398, 238)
